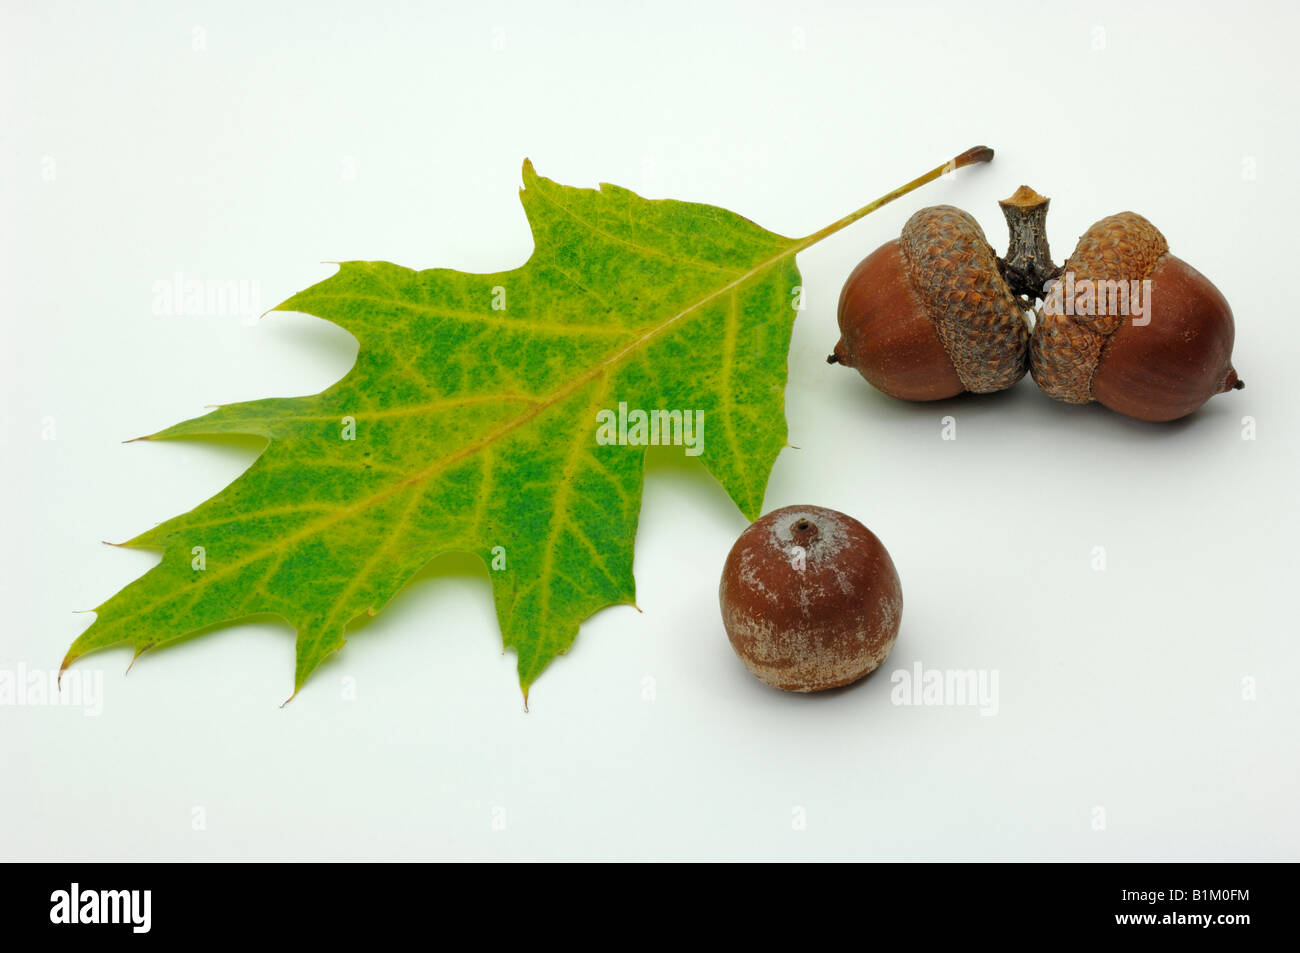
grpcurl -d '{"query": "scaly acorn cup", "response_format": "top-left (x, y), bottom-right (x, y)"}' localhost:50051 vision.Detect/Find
top-left (829, 205), bottom-right (1030, 400)
top-left (1030, 211), bottom-right (1242, 422)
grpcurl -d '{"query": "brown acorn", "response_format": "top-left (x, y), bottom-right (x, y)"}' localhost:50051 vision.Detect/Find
top-left (718, 505), bottom-right (902, 693)
top-left (1030, 212), bottom-right (1242, 422)
top-left (830, 205), bottom-right (1030, 400)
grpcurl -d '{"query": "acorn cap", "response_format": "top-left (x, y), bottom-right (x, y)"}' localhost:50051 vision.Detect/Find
top-left (899, 205), bottom-right (1030, 393)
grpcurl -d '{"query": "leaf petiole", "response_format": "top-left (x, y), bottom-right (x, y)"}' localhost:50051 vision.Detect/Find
top-left (797, 145), bottom-right (994, 250)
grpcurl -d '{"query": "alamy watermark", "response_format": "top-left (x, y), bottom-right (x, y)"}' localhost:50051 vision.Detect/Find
top-left (1, 663), bottom-right (103, 716)
top-left (50, 883), bottom-right (150, 933)
top-left (152, 272), bottom-right (262, 320)
top-left (1042, 273), bottom-right (1152, 326)
top-left (595, 401), bottom-right (704, 456)
top-left (890, 662), bottom-right (999, 716)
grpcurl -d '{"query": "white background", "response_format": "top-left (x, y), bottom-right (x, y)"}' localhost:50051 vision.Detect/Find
top-left (3, 0), bottom-right (1297, 861)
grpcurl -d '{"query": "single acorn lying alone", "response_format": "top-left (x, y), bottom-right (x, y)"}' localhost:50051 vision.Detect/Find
top-left (719, 504), bottom-right (902, 692)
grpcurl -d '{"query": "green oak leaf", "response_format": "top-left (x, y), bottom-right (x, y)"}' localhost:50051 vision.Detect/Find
top-left (63, 150), bottom-right (988, 701)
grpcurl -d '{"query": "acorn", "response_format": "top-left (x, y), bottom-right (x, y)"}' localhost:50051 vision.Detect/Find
top-left (718, 505), bottom-right (902, 693)
top-left (1030, 211), bottom-right (1242, 421)
top-left (829, 205), bottom-right (1030, 400)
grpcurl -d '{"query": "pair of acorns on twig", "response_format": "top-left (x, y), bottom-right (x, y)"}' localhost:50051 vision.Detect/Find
top-left (827, 186), bottom-right (1242, 422)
